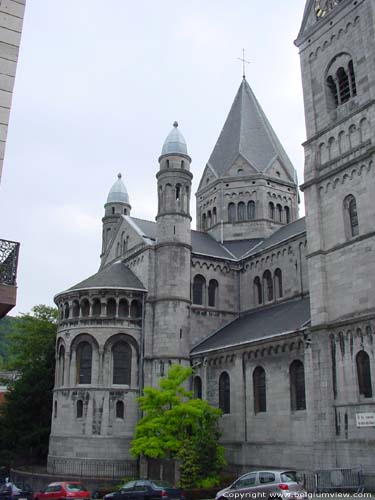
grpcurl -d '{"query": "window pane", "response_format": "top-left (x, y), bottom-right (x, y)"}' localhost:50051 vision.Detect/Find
top-left (113, 343), bottom-right (131, 385)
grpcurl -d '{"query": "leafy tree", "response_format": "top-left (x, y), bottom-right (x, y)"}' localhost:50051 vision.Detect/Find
top-left (0, 305), bottom-right (57, 464)
top-left (0, 316), bottom-right (19, 365)
top-left (131, 365), bottom-right (226, 488)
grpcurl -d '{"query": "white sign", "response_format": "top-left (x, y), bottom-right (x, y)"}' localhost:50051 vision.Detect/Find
top-left (356, 413), bottom-right (375, 427)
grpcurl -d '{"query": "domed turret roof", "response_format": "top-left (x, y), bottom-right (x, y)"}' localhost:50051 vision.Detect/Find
top-left (161, 121), bottom-right (188, 156)
top-left (106, 173), bottom-right (129, 205)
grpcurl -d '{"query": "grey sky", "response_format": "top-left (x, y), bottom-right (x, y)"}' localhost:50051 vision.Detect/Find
top-left (0, 0), bottom-right (307, 315)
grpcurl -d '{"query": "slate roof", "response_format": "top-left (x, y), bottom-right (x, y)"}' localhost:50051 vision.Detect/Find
top-left (66, 262), bottom-right (146, 292)
top-left (130, 217), bottom-right (237, 260)
top-left (191, 297), bottom-right (311, 354)
top-left (206, 78), bottom-right (297, 182)
top-left (244, 217), bottom-right (306, 256)
top-left (222, 239), bottom-right (263, 259)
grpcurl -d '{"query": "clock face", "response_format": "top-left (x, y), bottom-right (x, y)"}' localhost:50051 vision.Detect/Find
top-left (315, 0), bottom-right (342, 18)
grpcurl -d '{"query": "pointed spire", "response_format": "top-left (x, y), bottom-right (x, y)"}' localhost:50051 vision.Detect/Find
top-left (206, 79), bottom-right (297, 182)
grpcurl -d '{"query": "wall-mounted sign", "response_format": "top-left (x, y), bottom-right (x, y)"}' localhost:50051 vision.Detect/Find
top-left (356, 413), bottom-right (375, 427)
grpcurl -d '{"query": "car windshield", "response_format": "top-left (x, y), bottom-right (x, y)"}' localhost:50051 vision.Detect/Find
top-left (151, 481), bottom-right (173, 489)
top-left (281, 471), bottom-right (299, 483)
top-left (66, 484), bottom-right (87, 492)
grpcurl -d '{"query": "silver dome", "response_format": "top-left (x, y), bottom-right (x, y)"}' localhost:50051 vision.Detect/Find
top-left (161, 121), bottom-right (188, 156)
top-left (106, 173), bottom-right (130, 204)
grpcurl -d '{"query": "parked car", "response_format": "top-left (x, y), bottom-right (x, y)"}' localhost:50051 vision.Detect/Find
top-left (215, 470), bottom-right (307, 500)
top-left (0, 481), bottom-right (33, 500)
top-left (34, 483), bottom-right (90, 500)
top-left (103, 480), bottom-right (185, 500)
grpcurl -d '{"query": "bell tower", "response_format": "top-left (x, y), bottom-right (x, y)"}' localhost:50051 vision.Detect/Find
top-left (296, 0), bottom-right (375, 327)
top-left (152, 122), bottom-right (193, 371)
top-left (101, 173), bottom-right (131, 259)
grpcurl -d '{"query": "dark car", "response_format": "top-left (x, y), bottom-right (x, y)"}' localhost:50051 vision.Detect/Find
top-left (0, 482), bottom-right (33, 500)
top-left (103, 480), bottom-right (184, 500)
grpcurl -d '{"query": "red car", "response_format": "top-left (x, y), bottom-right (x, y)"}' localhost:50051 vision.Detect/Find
top-left (34, 483), bottom-right (90, 500)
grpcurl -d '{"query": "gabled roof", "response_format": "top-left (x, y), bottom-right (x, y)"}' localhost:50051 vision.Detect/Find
top-left (191, 297), bottom-right (311, 355)
top-left (65, 262), bottom-right (146, 293)
top-left (206, 78), bottom-right (297, 182)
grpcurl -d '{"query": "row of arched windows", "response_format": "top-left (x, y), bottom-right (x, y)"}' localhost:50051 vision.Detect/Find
top-left (194, 360), bottom-right (306, 415)
top-left (59, 298), bottom-right (142, 321)
top-left (269, 203), bottom-right (290, 223)
top-left (74, 399), bottom-right (125, 419)
top-left (192, 350), bottom-right (373, 415)
top-left (57, 340), bottom-right (132, 387)
top-left (228, 201), bottom-right (256, 223)
top-left (202, 207), bottom-right (217, 230)
top-left (254, 269), bottom-right (283, 305)
top-left (192, 275), bottom-right (218, 307)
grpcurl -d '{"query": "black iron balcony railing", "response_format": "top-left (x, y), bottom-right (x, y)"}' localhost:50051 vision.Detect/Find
top-left (0, 239), bottom-right (20, 286)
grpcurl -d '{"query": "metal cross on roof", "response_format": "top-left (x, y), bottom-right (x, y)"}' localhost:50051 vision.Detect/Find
top-left (238, 48), bottom-right (251, 79)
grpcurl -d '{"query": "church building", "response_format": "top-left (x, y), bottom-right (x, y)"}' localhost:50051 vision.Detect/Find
top-left (48, 0), bottom-right (375, 476)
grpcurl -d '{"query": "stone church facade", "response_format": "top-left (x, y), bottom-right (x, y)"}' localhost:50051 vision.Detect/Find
top-left (48, 0), bottom-right (375, 476)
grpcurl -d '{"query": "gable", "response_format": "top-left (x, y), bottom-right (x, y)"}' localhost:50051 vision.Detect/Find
top-left (101, 216), bottom-right (148, 268)
top-left (225, 154), bottom-right (259, 177)
top-left (296, 0), bottom-right (317, 44)
top-left (264, 157), bottom-right (296, 183)
top-left (197, 164), bottom-right (218, 191)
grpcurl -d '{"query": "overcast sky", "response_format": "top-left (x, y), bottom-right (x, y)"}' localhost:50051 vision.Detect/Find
top-left (0, 0), bottom-right (307, 315)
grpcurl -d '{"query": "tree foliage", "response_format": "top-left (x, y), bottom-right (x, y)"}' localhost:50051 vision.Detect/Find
top-left (131, 365), bottom-right (226, 488)
top-left (0, 305), bottom-right (57, 464)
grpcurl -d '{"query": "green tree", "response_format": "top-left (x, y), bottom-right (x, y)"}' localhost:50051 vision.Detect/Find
top-left (131, 365), bottom-right (226, 488)
top-left (0, 305), bottom-right (58, 464)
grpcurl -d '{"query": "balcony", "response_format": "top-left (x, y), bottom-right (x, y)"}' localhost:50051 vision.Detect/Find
top-left (0, 238), bottom-right (20, 318)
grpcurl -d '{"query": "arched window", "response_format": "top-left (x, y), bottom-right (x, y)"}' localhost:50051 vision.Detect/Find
top-left (58, 345), bottom-right (65, 386)
top-left (290, 360), bottom-right (306, 411)
top-left (72, 300), bottom-right (79, 318)
top-left (274, 268), bottom-right (283, 299)
top-left (92, 298), bottom-right (101, 317)
top-left (285, 206), bottom-right (290, 224)
top-left (118, 299), bottom-right (129, 318)
top-left (112, 342), bottom-right (132, 385)
top-left (76, 342), bottom-right (92, 384)
top-left (64, 302), bottom-right (69, 320)
top-left (254, 277), bottom-right (262, 305)
top-left (263, 270), bottom-right (273, 302)
top-left (248, 201), bottom-right (255, 220)
top-left (76, 400), bottom-right (83, 418)
top-left (176, 184), bottom-right (181, 201)
top-left (337, 67), bottom-right (350, 104)
top-left (269, 202), bottom-right (275, 220)
top-left (81, 299), bottom-right (90, 318)
top-left (107, 298), bottom-right (117, 317)
top-left (219, 372), bottom-right (230, 414)
top-left (193, 275), bottom-right (206, 305)
top-left (228, 203), bottom-right (236, 223)
top-left (277, 204), bottom-right (283, 222)
top-left (193, 376), bottom-right (202, 399)
top-left (253, 366), bottom-right (266, 414)
top-left (54, 400), bottom-right (57, 419)
top-left (130, 300), bottom-right (142, 319)
top-left (348, 60), bottom-right (357, 96)
top-left (202, 213), bottom-right (207, 230)
top-left (344, 195), bottom-right (359, 238)
top-left (207, 210), bottom-right (212, 227)
top-left (327, 75), bottom-right (339, 108)
top-left (356, 351), bottom-right (372, 398)
top-left (212, 207), bottom-right (217, 225)
top-left (208, 279), bottom-right (218, 307)
top-left (116, 401), bottom-right (124, 419)
top-left (238, 202), bottom-right (246, 222)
